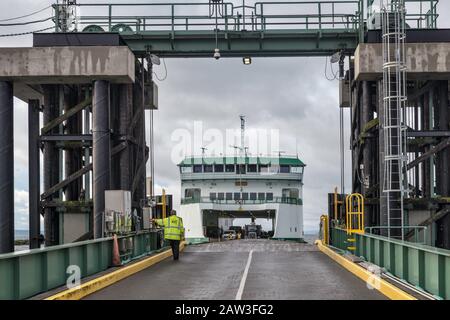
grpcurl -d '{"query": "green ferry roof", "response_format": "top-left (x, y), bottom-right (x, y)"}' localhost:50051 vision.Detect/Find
top-left (178, 156), bottom-right (305, 167)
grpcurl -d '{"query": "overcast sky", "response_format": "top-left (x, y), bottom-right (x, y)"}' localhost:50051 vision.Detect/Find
top-left (1, 0), bottom-right (450, 233)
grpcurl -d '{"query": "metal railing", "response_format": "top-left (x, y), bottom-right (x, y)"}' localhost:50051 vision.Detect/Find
top-left (330, 227), bottom-right (450, 299)
top-left (53, 1), bottom-right (361, 34)
top-left (403, 0), bottom-right (439, 29)
top-left (50, 0), bottom-right (441, 37)
top-left (181, 196), bottom-right (303, 205)
top-left (365, 226), bottom-right (428, 244)
top-left (0, 230), bottom-right (159, 300)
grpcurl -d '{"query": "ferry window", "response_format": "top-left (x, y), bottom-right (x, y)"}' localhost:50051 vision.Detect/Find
top-left (234, 192), bottom-right (241, 200)
top-left (181, 166), bottom-right (193, 173)
top-left (290, 166), bottom-right (303, 173)
top-left (258, 192), bottom-right (265, 200)
top-left (185, 188), bottom-right (201, 200)
top-left (210, 192), bottom-right (216, 200)
top-left (225, 164), bottom-right (235, 172)
top-left (193, 165), bottom-right (202, 173)
top-left (236, 164), bottom-right (246, 174)
top-left (248, 164), bottom-right (257, 172)
top-left (218, 192), bottom-right (224, 200)
top-left (226, 192), bottom-right (233, 200)
top-left (214, 164), bottom-right (224, 172)
top-left (204, 165), bottom-right (213, 173)
top-left (242, 193), bottom-right (249, 200)
top-left (280, 165), bottom-right (290, 173)
top-left (283, 188), bottom-right (299, 199)
top-left (269, 165), bottom-right (279, 173)
top-left (250, 192), bottom-right (257, 200)
top-left (266, 193), bottom-right (273, 201)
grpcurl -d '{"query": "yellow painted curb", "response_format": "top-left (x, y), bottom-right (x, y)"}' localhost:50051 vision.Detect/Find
top-left (315, 240), bottom-right (416, 300)
top-left (45, 242), bottom-right (186, 300)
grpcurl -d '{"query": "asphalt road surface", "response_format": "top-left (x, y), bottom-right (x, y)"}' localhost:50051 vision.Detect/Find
top-left (85, 239), bottom-right (385, 300)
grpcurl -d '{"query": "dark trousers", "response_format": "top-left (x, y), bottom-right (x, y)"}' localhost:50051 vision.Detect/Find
top-left (169, 240), bottom-right (180, 260)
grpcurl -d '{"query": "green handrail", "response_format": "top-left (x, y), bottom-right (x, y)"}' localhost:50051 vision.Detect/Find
top-left (330, 227), bottom-right (450, 299)
top-left (0, 230), bottom-right (159, 300)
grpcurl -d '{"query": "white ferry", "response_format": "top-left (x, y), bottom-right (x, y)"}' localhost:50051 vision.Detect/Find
top-left (178, 155), bottom-right (306, 244)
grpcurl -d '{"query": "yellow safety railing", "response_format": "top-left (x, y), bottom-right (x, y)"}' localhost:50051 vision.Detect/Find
top-left (345, 193), bottom-right (365, 235)
top-left (320, 215), bottom-right (329, 245)
top-left (345, 193), bottom-right (364, 252)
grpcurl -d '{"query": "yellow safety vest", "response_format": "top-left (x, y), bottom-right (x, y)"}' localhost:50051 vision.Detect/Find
top-left (156, 216), bottom-right (185, 241)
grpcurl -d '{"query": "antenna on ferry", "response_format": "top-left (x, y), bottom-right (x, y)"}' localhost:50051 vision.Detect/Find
top-left (239, 115), bottom-right (245, 156)
top-left (201, 147), bottom-right (207, 158)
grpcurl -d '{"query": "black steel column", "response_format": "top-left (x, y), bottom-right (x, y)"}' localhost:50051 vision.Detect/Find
top-left (437, 81), bottom-right (449, 196)
top-left (437, 81), bottom-right (450, 249)
top-left (64, 86), bottom-right (82, 201)
top-left (0, 81), bottom-right (14, 253)
top-left (362, 81), bottom-right (373, 226)
top-left (43, 85), bottom-right (60, 246)
top-left (93, 80), bottom-right (111, 238)
top-left (423, 91), bottom-right (431, 198)
top-left (119, 84), bottom-right (132, 190)
top-left (28, 99), bottom-right (41, 249)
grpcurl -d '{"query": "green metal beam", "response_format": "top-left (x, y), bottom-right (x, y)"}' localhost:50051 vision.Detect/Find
top-left (120, 29), bottom-right (359, 57)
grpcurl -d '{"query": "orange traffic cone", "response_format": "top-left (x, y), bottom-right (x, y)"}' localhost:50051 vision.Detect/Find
top-left (112, 234), bottom-right (121, 266)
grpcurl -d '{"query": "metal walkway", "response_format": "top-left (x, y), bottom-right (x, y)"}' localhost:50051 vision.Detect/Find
top-left (85, 239), bottom-right (385, 300)
top-left (51, 1), bottom-right (364, 56)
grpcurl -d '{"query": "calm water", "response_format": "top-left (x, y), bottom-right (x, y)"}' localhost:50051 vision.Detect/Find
top-left (14, 230), bottom-right (30, 252)
top-left (304, 234), bottom-right (319, 244)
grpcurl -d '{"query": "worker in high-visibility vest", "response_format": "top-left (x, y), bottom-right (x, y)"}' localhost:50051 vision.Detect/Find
top-left (152, 210), bottom-right (185, 260)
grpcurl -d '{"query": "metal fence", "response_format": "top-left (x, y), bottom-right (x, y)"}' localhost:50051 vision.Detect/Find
top-left (330, 227), bottom-right (450, 299)
top-left (0, 230), bottom-right (159, 300)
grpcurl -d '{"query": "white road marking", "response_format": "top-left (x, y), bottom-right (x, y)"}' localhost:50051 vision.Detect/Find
top-left (235, 250), bottom-right (253, 300)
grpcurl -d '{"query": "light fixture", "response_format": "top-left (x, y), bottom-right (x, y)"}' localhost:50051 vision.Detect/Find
top-left (243, 56), bottom-right (252, 65)
top-left (213, 48), bottom-right (221, 60)
top-left (149, 54), bottom-right (161, 66)
top-left (330, 51), bottom-right (341, 64)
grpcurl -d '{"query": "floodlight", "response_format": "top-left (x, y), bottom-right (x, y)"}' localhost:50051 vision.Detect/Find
top-left (330, 51), bottom-right (341, 64)
top-left (150, 54), bottom-right (161, 66)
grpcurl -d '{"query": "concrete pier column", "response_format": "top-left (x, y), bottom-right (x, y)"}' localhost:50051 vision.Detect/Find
top-left (0, 81), bottom-right (14, 253)
top-left (28, 99), bottom-right (41, 249)
top-left (93, 80), bottom-right (111, 238)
